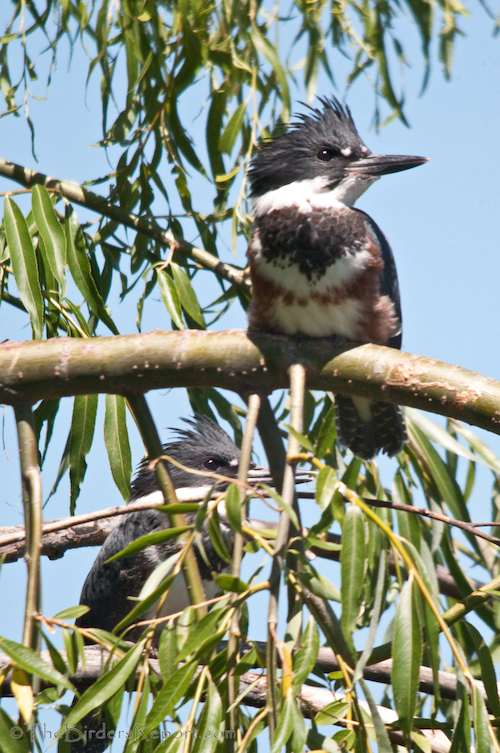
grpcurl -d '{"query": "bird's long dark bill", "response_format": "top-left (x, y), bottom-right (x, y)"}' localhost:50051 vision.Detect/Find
top-left (247, 465), bottom-right (312, 485)
top-left (347, 153), bottom-right (429, 176)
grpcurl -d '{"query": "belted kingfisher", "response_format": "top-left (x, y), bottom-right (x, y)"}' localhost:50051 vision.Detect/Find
top-left (72, 416), bottom-right (273, 753)
top-left (247, 97), bottom-right (428, 460)
top-left (76, 416), bottom-right (272, 636)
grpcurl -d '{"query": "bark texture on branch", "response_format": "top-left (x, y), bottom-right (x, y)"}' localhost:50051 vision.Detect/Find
top-left (0, 644), bottom-right (486, 704)
top-left (0, 511), bottom-right (482, 601)
top-left (1, 331), bottom-right (500, 435)
top-left (0, 645), bottom-right (474, 752)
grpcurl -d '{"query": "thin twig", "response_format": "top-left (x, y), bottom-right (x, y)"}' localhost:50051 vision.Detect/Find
top-left (0, 512), bottom-right (487, 601)
top-left (126, 395), bottom-right (207, 618)
top-left (0, 158), bottom-right (248, 291)
top-left (227, 393), bottom-right (261, 740)
top-left (266, 363), bottom-right (306, 738)
top-left (297, 490), bottom-right (500, 546)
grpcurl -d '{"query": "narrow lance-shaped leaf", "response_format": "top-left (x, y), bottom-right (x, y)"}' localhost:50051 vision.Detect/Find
top-left (4, 196), bottom-right (44, 339)
top-left (463, 622), bottom-right (500, 718)
top-left (0, 636), bottom-right (74, 692)
top-left (61, 641), bottom-right (146, 730)
top-left (69, 394), bottom-right (98, 514)
top-left (471, 684), bottom-right (491, 753)
top-left (290, 699), bottom-right (307, 753)
top-left (224, 483), bottom-right (243, 534)
top-left (450, 673), bottom-right (471, 752)
top-left (219, 101), bottom-right (247, 154)
top-left (250, 28), bottom-right (290, 121)
top-left (144, 659), bottom-right (198, 732)
top-left (11, 667), bottom-right (33, 723)
top-left (0, 707), bottom-right (30, 753)
top-left (409, 422), bottom-right (469, 523)
top-left (31, 185), bottom-right (67, 297)
top-left (340, 502), bottom-right (365, 650)
top-left (157, 268), bottom-right (185, 330)
top-left (170, 261), bottom-right (205, 329)
top-left (392, 573), bottom-right (423, 737)
top-left (104, 394), bottom-right (132, 501)
top-left (271, 695), bottom-right (295, 753)
top-left (65, 204), bottom-right (119, 335)
top-left (191, 676), bottom-right (223, 753)
top-left (292, 616), bottom-right (320, 694)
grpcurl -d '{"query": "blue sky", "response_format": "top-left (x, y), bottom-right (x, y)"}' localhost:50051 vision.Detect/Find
top-left (0, 1), bottom-right (499, 744)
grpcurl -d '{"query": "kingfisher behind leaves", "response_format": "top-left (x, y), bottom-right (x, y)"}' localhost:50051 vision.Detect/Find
top-left (247, 97), bottom-right (428, 460)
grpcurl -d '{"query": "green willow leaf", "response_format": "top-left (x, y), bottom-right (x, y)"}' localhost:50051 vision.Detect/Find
top-left (65, 205), bottom-right (119, 335)
top-left (69, 393), bottom-right (98, 513)
top-left (315, 403), bottom-right (337, 459)
top-left (219, 101), bottom-right (247, 154)
top-left (206, 89), bottom-right (227, 182)
top-left (393, 471), bottom-right (421, 551)
top-left (191, 676), bottom-right (223, 753)
top-left (31, 185), bottom-right (67, 297)
top-left (406, 408), bottom-right (490, 469)
top-left (0, 708), bottom-right (30, 753)
top-left (4, 196), bottom-right (43, 338)
top-left (292, 616), bottom-right (319, 694)
top-left (259, 484), bottom-right (299, 530)
top-left (314, 700), bottom-right (351, 726)
top-left (42, 631), bottom-right (68, 676)
top-left (104, 526), bottom-right (192, 562)
top-left (271, 695), bottom-right (295, 753)
top-left (0, 636), bottom-right (74, 692)
top-left (61, 641), bottom-right (146, 729)
top-left (290, 699), bottom-right (307, 753)
top-left (250, 28), bottom-right (290, 121)
top-left (224, 482), bottom-right (243, 534)
top-left (315, 466), bottom-right (337, 511)
top-left (283, 424), bottom-right (315, 453)
top-left (157, 268), bottom-right (185, 330)
top-left (170, 262), bottom-right (205, 329)
top-left (144, 659), bottom-right (198, 732)
top-left (62, 627), bottom-right (77, 675)
top-left (114, 572), bottom-right (178, 634)
top-left (471, 684), bottom-right (490, 753)
top-left (104, 394), bottom-right (132, 500)
top-left (358, 679), bottom-right (392, 753)
top-left (409, 422), bottom-right (469, 522)
top-left (176, 609), bottom-right (228, 663)
top-left (392, 575), bottom-right (423, 736)
top-left (340, 503), bottom-right (365, 649)
top-left (213, 574), bottom-right (248, 594)
top-left (463, 622), bottom-right (500, 718)
top-left (53, 605), bottom-right (90, 622)
top-left (450, 675), bottom-right (471, 753)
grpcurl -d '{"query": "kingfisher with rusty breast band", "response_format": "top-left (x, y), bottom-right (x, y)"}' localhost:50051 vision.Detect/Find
top-left (246, 97), bottom-right (428, 460)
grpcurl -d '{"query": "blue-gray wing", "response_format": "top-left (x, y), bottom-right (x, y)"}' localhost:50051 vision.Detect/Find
top-left (354, 208), bottom-right (402, 350)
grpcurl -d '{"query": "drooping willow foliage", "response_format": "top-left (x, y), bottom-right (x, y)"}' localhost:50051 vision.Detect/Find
top-left (1, 2), bottom-right (500, 752)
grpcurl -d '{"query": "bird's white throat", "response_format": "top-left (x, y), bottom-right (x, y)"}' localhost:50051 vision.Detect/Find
top-left (253, 173), bottom-right (379, 216)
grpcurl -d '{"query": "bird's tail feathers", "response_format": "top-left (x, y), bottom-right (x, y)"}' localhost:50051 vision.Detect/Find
top-left (335, 394), bottom-right (407, 460)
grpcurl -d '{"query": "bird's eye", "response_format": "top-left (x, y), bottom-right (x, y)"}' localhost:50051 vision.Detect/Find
top-left (203, 458), bottom-right (222, 471)
top-left (317, 147), bottom-right (336, 161)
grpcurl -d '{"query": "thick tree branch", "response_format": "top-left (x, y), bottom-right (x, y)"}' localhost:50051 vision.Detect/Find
top-left (0, 158), bottom-right (248, 290)
top-left (1, 332), bottom-right (500, 436)
top-left (0, 644), bottom-right (483, 752)
top-left (0, 511), bottom-right (484, 601)
top-left (0, 644), bottom-right (488, 706)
